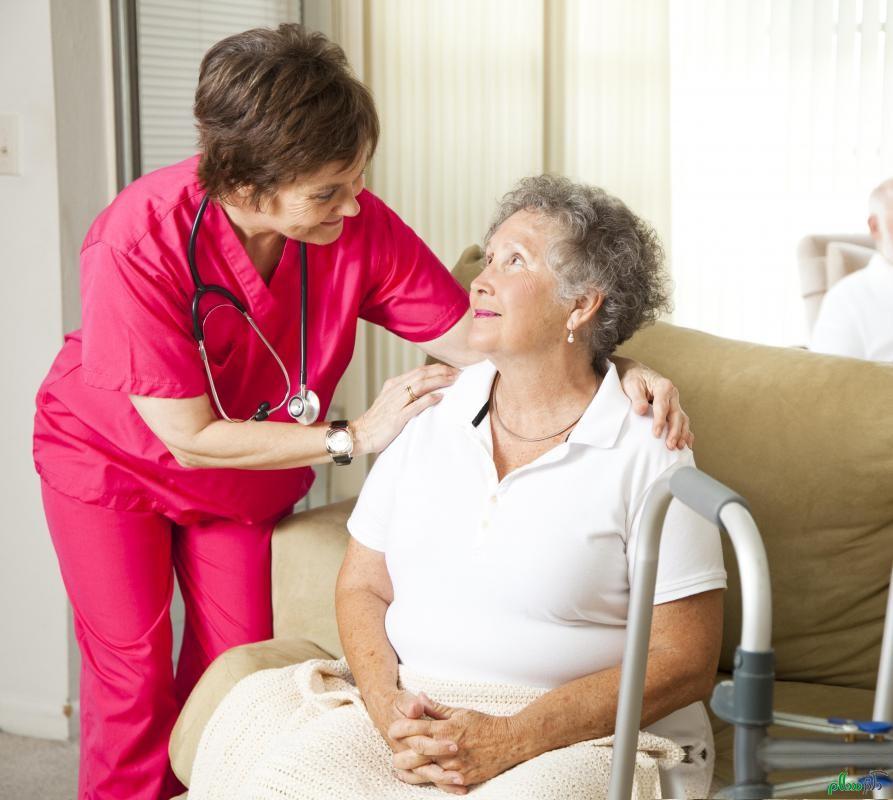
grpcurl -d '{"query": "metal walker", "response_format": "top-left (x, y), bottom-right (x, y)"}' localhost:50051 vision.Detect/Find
top-left (607, 466), bottom-right (893, 800)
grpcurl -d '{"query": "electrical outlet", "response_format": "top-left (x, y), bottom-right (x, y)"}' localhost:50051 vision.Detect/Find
top-left (0, 114), bottom-right (21, 175)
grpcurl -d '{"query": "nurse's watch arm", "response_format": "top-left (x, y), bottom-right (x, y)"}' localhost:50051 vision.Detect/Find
top-left (129, 393), bottom-right (337, 469)
top-left (127, 363), bottom-right (458, 470)
top-left (612, 356), bottom-right (693, 450)
top-left (416, 310), bottom-right (483, 368)
top-left (507, 589), bottom-right (723, 763)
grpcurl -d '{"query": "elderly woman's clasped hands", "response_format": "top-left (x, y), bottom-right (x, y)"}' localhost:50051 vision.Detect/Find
top-left (376, 690), bottom-right (526, 794)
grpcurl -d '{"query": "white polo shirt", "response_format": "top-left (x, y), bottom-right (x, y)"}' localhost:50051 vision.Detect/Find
top-left (348, 359), bottom-right (727, 789)
top-left (810, 253), bottom-right (893, 361)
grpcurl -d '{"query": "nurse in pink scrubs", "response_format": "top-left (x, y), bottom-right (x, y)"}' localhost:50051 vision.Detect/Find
top-left (32, 23), bottom-right (691, 800)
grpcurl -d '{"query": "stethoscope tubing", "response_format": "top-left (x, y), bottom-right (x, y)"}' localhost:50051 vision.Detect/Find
top-left (187, 192), bottom-right (318, 423)
top-left (189, 194), bottom-right (248, 342)
top-left (299, 241), bottom-right (308, 392)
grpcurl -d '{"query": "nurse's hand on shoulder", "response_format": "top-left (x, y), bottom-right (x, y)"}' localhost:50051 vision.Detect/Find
top-left (613, 356), bottom-right (694, 450)
top-left (352, 364), bottom-right (459, 456)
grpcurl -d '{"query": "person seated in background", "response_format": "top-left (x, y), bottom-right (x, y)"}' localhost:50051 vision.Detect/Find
top-left (187, 175), bottom-right (727, 800)
top-left (810, 178), bottom-right (893, 361)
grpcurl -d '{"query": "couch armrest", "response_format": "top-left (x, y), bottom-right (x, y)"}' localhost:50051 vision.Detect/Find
top-left (169, 636), bottom-right (333, 786)
top-left (271, 498), bottom-right (356, 656)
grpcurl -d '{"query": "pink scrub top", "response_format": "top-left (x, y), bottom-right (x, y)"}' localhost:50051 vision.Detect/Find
top-left (33, 156), bottom-right (469, 525)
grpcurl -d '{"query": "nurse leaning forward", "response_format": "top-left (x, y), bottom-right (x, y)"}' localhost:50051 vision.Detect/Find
top-left (32, 23), bottom-right (692, 800)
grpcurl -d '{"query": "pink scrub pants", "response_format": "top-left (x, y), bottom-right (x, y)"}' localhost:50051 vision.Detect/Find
top-left (41, 482), bottom-right (281, 800)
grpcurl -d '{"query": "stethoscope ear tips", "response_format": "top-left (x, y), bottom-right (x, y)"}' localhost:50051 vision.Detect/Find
top-left (253, 401), bottom-right (271, 422)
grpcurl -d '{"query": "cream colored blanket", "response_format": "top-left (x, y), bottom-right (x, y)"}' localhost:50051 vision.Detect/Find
top-left (188, 658), bottom-right (684, 800)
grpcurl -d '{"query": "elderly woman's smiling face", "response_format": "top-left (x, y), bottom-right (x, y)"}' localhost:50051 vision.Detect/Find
top-left (469, 209), bottom-right (571, 359)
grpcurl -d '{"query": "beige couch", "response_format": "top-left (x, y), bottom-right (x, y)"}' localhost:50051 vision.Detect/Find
top-left (170, 251), bottom-right (893, 798)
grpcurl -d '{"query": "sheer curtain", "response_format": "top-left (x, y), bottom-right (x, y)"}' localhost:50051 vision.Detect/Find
top-left (669, 0), bottom-right (893, 345)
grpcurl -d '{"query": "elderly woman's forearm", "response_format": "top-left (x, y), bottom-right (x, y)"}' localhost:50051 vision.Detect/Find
top-left (335, 587), bottom-right (400, 701)
top-left (510, 650), bottom-right (713, 761)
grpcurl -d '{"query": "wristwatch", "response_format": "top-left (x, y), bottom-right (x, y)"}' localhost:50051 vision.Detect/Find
top-left (325, 420), bottom-right (354, 465)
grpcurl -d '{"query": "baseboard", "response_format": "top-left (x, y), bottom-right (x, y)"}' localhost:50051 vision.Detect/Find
top-left (69, 700), bottom-right (80, 740)
top-left (0, 692), bottom-right (73, 741)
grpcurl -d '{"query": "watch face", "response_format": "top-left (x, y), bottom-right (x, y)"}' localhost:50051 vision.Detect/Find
top-left (329, 429), bottom-right (352, 454)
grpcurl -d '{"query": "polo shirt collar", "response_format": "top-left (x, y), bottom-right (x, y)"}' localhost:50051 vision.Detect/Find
top-left (443, 359), bottom-right (631, 450)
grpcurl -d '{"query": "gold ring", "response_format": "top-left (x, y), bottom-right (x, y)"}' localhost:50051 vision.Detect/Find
top-left (405, 384), bottom-right (419, 403)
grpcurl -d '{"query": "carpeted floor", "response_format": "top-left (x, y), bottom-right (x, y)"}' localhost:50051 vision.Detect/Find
top-left (0, 731), bottom-right (78, 799)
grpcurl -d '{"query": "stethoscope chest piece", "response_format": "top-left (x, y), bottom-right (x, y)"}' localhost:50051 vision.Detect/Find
top-left (288, 388), bottom-right (321, 425)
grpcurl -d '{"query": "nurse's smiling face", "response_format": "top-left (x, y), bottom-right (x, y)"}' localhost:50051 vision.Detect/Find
top-left (264, 155), bottom-right (367, 244)
top-left (225, 153), bottom-right (367, 248)
top-left (469, 209), bottom-right (571, 360)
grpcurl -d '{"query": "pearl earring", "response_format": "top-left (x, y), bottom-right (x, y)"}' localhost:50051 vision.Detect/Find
top-left (567, 326), bottom-right (575, 344)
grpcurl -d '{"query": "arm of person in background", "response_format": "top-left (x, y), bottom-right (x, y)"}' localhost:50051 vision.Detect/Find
top-left (418, 311), bottom-right (694, 449)
top-left (388, 590), bottom-right (723, 788)
top-left (336, 538), bottom-right (468, 795)
top-left (129, 363), bottom-right (457, 469)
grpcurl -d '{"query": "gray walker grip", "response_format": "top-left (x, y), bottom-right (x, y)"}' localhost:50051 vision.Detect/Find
top-left (669, 466), bottom-right (750, 525)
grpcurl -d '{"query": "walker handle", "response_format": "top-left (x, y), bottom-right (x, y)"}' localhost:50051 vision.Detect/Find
top-left (668, 466), bottom-right (750, 526)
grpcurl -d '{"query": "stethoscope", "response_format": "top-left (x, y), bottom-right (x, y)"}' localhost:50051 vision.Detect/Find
top-left (187, 193), bottom-right (321, 424)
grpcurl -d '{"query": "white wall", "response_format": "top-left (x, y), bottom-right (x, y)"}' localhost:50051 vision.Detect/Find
top-left (0, 0), bottom-right (114, 741)
top-left (0, 0), bottom-right (71, 741)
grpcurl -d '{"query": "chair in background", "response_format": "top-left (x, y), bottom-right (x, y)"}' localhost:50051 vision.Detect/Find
top-left (797, 233), bottom-right (874, 333)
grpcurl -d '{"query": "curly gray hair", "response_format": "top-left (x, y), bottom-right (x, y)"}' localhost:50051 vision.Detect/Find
top-left (484, 175), bottom-right (671, 374)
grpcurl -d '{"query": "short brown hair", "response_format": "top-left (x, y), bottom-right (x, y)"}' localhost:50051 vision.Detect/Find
top-left (194, 24), bottom-right (379, 207)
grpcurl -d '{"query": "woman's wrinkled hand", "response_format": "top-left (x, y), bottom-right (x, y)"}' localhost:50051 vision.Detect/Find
top-left (365, 689), bottom-right (468, 795)
top-left (614, 357), bottom-right (693, 450)
top-left (352, 364), bottom-right (460, 456)
top-left (388, 693), bottom-right (526, 789)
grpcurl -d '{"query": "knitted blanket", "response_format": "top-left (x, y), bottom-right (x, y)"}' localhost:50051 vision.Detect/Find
top-left (188, 658), bottom-right (685, 799)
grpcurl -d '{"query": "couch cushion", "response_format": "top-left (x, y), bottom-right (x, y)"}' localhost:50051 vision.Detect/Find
top-left (169, 637), bottom-right (333, 786)
top-left (272, 498), bottom-right (354, 656)
top-left (617, 322), bottom-right (893, 689)
top-left (710, 673), bottom-right (877, 798)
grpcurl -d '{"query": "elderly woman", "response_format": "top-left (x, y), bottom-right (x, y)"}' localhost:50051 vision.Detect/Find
top-left (187, 176), bottom-right (726, 800)
top-left (33, 24), bottom-right (689, 799)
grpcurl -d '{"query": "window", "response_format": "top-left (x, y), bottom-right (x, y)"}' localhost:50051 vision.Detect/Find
top-left (113, 0), bottom-right (301, 182)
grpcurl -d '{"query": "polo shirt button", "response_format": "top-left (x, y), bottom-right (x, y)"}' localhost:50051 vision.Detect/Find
top-left (489, 495), bottom-right (497, 504)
